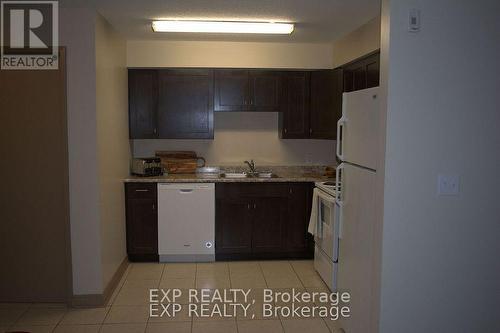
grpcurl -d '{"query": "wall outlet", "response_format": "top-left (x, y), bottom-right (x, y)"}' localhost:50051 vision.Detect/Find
top-left (437, 174), bottom-right (460, 196)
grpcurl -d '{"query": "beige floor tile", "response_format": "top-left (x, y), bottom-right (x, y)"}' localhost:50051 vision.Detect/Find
top-left (59, 307), bottom-right (109, 325)
top-left (237, 319), bottom-right (284, 333)
top-left (163, 263), bottom-right (196, 279)
top-left (0, 306), bottom-right (28, 325)
top-left (146, 322), bottom-right (191, 333)
top-left (230, 275), bottom-right (267, 288)
top-left (289, 260), bottom-right (316, 276)
top-left (191, 302), bottom-right (236, 321)
top-left (122, 279), bottom-right (160, 289)
top-left (196, 262), bottom-right (229, 278)
top-left (100, 323), bottom-right (146, 333)
top-left (195, 276), bottom-right (231, 289)
top-left (0, 303), bottom-right (31, 309)
top-left (270, 288), bottom-right (309, 307)
top-left (228, 262), bottom-right (262, 278)
top-left (53, 324), bottom-right (101, 333)
top-left (236, 302), bottom-right (276, 321)
top-left (159, 278), bottom-right (195, 289)
top-left (260, 261), bottom-right (296, 278)
top-left (281, 319), bottom-right (330, 333)
top-left (8, 324), bottom-right (55, 332)
top-left (127, 264), bottom-right (164, 280)
top-left (298, 274), bottom-right (327, 288)
top-left (148, 304), bottom-right (191, 323)
top-left (323, 317), bottom-right (342, 333)
top-left (16, 307), bottom-right (67, 325)
top-left (104, 305), bottom-right (149, 324)
top-left (265, 275), bottom-right (303, 288)
top-left (192, 319), bottom-right (237, 333)
top-left (114, 287), bottom-right (154, 305)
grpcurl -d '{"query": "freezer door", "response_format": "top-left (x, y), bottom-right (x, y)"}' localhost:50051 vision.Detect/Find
top-left (336, 163), bottom-right (376, 333)
top-left (337, 87), bottom-right (380, 169)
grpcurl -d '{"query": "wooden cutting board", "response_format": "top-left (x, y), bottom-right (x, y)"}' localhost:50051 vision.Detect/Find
top-left (155, 151), bottom-right (205, 174)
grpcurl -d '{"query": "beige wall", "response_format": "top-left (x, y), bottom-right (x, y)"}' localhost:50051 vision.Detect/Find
top-left (127, 40), bottom-right (333, 69)
top-left (60, 8), bottom-right (103, 295)
top-left (128, 40), bottom-right (336, 166)
top-left (377, 0), bottom-right (500, 332)
top-left (332, 16), bottom-right (381, 68)
top-left (95, 14), bottom-right (130, 288)
top-left (133, 113), bottom-right (336, 166)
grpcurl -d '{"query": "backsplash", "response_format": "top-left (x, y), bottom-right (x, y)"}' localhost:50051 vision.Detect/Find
top-left (132, 112), bottom-right (336, 166)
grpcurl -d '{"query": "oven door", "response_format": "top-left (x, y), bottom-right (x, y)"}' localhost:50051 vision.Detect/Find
top-left (314, 189), bottom-right (338, 262)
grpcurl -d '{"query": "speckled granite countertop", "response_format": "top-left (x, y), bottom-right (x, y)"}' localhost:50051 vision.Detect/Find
top-left (124, 165), bottom-right (335, 183)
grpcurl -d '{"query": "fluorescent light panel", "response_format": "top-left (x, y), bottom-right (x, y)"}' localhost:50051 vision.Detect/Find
top-left (151, 20), bottom-right (294, 34)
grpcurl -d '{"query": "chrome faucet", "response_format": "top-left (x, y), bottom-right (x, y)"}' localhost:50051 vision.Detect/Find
top-left (244, 160), bottom-right (256, 174)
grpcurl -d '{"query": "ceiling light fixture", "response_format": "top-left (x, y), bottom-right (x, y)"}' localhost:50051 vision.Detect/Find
top-left (151, 20), bottom-right (294, 34)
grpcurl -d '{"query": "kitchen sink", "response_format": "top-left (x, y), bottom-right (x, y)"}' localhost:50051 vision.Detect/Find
top-left (220, 172), bottom-right (279, 179)
top-left (220, 172), bottom-right (248, 178)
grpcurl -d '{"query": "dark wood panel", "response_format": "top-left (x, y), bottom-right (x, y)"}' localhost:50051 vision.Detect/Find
top-left (125, 183), bottom-right (158, 260)
top-left (215, 196), bottom-right (253, 254)
top-left (214, 69), bottom-right (249, 111)
top-left (286, 183), bottom-right (314, 253)
top-left (252, 196), bottom-right (287, 253)
top-left (157, 69), bottom-right (214, 139)
top-left (128, 69), bottom-right (158, 138)
top-left (310, 69), bottom-right (342, 139)
top-left (248, 71), bottom-right (282, 112)
top-left (342, 51), bottom-right (380, 92)
top-left (279, 71), bottom-right (310, 138)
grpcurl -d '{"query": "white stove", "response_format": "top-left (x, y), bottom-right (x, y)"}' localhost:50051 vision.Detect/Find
top-left (315, 181), bottom-right (338, 197)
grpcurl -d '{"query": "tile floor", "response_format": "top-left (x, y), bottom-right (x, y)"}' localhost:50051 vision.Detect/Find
top-left (0, 260), bottom-right (342, 333)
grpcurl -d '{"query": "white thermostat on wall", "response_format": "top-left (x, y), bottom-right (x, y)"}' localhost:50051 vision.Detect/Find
top-left (409, 8), bottom-right (421, 32)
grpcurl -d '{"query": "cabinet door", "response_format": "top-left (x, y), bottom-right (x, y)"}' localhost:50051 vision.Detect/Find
top-left (286, 183), bottom-right (314, 254)
top-left (125, 184), bottom-right (158, 260)
top-left (215, 196), bottom-right (253, 254)
top-left (279, 72), bottom-right (310, 138)
top-left (214, 69), bottom-right (249, 111)
top-left (251, 196), bottom-right (288, 253)
top-left (310, 69), bottom-right (343, 139)
top-left (248, 71), bottom-right (282, 112)
top-left (343, 52), bottom-right (380, 92)
top-left (128, 70), bottom-right (158, 138)
top-left (157, 69), bottom-right (214, 139)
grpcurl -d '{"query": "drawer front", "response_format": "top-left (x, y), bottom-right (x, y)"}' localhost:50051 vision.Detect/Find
top-left (126, 183), bottom-right (157, 199)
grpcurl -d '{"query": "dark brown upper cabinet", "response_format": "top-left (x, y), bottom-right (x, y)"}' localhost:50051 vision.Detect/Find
top-left (128, 69), bottom-right (158, 139)
top-left (279, 69), bottom-right (341, 140)
top-left (343, 51), bottom-right (380, 92)
top-left (157, 69), bottom-right (214, 139)
top-left (128, 69), bottom-right (214, 139)
top-left (309, 68), bottom-right (343, 139)
top-left (214, 69), bottom-right (281, 112)
top-left (279, 71), bottom-right (311, 139)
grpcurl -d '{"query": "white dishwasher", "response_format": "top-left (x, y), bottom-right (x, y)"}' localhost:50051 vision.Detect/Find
top-left (157, 183), bottom-right (215, 262)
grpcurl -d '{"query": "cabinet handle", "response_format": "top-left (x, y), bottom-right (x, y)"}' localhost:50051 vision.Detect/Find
top-left (153, 128), bottom-right (157, 134)
top-left (135, 189), bottom-right (149, 192)
top-left (253, 203), bottom-right (257, 209)
top-left (284, 128), bottom-right (288, 134)
top-left (152, 203), bottom-right (155, 211)
top-left (289, 188), bottom-right (293, 194)
top-left (309, 128), bottom-right (313, 134)
top-left (247, 203), bottom-right (251, 210)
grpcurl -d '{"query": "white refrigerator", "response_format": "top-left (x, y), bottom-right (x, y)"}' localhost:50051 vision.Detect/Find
top-left (335, 87), bottom-right (379, 333)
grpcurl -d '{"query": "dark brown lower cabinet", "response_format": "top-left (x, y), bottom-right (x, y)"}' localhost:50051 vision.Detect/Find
top-left (125, 183), bottom-right (158, 262)
top-left (215, 182), bottom-right (313, 260)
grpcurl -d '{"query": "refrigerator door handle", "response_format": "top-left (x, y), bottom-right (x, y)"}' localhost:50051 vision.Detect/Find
top-left (336, 117), bottom-right (346, 160)
top-left (335, 163), bottom-right (345, 204)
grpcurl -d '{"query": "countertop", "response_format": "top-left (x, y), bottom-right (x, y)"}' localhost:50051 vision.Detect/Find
top-left (124, 165), bottom-right (334, 183)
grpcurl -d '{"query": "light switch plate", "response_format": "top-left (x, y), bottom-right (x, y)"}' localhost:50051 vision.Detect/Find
top-left (409, 8), bottom-right (421, 32)
top-left (437, 174), bottom-right (460, 196)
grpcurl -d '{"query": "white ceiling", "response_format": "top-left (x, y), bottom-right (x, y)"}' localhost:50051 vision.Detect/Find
top-left (60, 0), bottom-right (380, 43)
